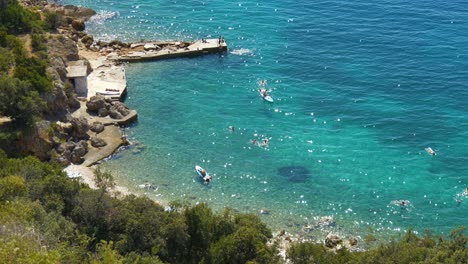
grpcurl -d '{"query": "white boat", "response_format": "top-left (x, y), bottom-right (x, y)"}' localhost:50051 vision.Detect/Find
top-left (96, 90), bottom-right (120, 96)
top-left (195, 165), bottom-right (212, 184)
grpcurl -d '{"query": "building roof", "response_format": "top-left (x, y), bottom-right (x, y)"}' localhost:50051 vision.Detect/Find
top-left (66, 61), bottom-right (88, 78)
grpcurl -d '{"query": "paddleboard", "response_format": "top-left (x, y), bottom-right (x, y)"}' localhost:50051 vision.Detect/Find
top-left (263, 95), bottom-right (274, 102)
top-left (259, 89), bottom-right (274, 102)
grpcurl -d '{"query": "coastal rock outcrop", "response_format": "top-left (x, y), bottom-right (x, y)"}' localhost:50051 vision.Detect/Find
top-left (71, 19), bottom-right (85, 31)
top-left (47, 35), bottom-right (80, 64)
top-left (111, 102), bottom-right (130, 117)
top-left (349, 237), bottom-right (358, 247)
top-left (90, 121), bottom-right (105, 133)
top-left (81, 35), bottom-right (94, 48)
top-left (70, 140), bottom-right (88, 164)
top-left (86, 95), bottom-right (107, 112)
top-left (325, 233), bottom-right (343, 249)
top-left (50, 4), bottom-right (96, 23)
top-left (108, 108), bottom-right (123, 119)
top-left (42, 82), bottom-right (69, 118)
top-left (70, 117), bottom-right (89, 139)
top-left (98, 108), bottom-right (109, 117)
top-left (16, 121), bottom-right (54, 160)
top-left (43, 35), bottom-right (82, 121)
top-left (91, 137), bottom-right (107, 148)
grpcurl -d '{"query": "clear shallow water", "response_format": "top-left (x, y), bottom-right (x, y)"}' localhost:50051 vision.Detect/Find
top-left (62, 0), bottom-right (468, 238)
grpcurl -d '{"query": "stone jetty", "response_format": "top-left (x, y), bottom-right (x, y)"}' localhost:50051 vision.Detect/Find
top-left (71, 36), bottom-right (227, 166)
top-left (108, 38), bottom-right (228, 62)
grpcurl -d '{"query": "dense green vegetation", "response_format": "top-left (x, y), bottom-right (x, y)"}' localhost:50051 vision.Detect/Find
top-left (0, 0), bottom-right (43, 34)
top-left (0, 150), bottom-right (281, 263)
top-left (286, 228), bottom-right (468, 264)
top-left (0, 0), bottom-right (52, 128)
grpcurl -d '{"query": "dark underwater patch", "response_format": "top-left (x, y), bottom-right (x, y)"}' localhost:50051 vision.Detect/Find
top-left (278, 166), bottom-right (310, 183)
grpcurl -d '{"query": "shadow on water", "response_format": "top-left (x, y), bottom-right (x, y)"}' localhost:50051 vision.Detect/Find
top-left (278, 166), bottom-right (311, 183)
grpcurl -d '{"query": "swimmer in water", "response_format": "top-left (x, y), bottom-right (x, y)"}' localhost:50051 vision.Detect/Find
top-left (229, 126), bottom-right (235, 132)
top-left (425, 147), bottom-right (436, 156)
top-left (260, 80), bottom-right (267, 86)
top-left (204, 175), bottom-right (212, 184)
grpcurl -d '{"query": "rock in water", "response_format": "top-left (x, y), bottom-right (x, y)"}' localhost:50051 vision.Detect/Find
top-left (325, 233), bottom-right (343, 248)
top-left (277, 166), bottom-right (310, 183)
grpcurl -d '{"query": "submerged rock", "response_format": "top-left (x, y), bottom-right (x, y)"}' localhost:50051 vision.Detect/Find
top-left (349, 237), bottom-right (358, 247)
top-left (318, 216), bottom-right (335, 228)
top-left (277, 166), bottom-right (310, 183)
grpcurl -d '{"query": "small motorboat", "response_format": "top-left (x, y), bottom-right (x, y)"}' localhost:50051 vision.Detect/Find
top-left (96, 90), bottom-right (120, 96)
top-left (195, 165), bottom-right (212, 184)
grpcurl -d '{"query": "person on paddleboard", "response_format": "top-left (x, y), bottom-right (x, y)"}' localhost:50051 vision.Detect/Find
top-left (260, 88), bottom-right (268, 97)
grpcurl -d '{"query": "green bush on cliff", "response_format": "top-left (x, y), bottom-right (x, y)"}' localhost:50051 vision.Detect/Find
top-left (0, 73), bottom-right (46, 124)
top-left (44, 11), bottom-right (62, 31)
top-left (31, 33), bottom-right (47, 53)
top-left (0, 0), bottom-right (42, 34)
top-left (0, 47), bottom-right (14, 72)
top-left (14, 54), bottom-right (52, 92)
top-left (287, 228), bottom-right (468, 264)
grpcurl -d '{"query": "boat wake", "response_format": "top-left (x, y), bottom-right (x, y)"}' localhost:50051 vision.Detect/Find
top-left (230, 48), bottom-right (252, 55)
top-left (88, 10), bottom-right (120, 25)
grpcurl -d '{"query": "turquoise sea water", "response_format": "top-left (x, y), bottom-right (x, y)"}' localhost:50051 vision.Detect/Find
top-left (61, 0), bottom-right (468, 239)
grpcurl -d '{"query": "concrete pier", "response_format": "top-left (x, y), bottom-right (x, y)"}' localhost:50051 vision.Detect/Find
top-left (81, 52), bottom-right (128, 101)
top-left (110, 38), bottom-right (227, 62)
top-left (70, 37), bottom-right (227, 167)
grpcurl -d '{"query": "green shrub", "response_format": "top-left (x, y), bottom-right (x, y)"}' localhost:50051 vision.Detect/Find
top-left (31, 33), bottom-right (47, 53)
top-left (0, 0), bottom-right (42, 34)
top-left (0, 47), bottom-right (14, 72)
top-left (14, 54), bottom-right (52, 92)
top-left (44, 11), bottom-right (61, 31)
top-left (0, 74), bottom-right (46, 124)
top-left (0, 175), bottom-right (27, 200)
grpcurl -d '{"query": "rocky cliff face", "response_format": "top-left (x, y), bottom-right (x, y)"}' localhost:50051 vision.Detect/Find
top-left (16, 2), bottom-right (95, 160)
